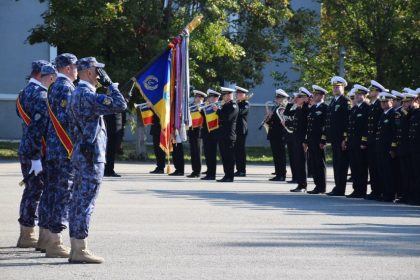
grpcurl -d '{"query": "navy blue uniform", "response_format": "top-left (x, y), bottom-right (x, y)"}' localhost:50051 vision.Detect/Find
top-left (234, 100), bottom-right (249, 174)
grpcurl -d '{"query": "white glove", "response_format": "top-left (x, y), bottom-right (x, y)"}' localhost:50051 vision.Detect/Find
top-left (29, 160), bottom-right (43, 176)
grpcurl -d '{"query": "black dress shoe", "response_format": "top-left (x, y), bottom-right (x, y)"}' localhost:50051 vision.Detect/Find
top-left (269, 176), bottom-right (285, 181)
top-left (150, 168), bottom-right (164, 174)
top-left (364, 192), bottom-right (379, 200)
top-left (104, 171), bottom-right (121, 177)
top-left (346, 192), bottom-right (365, 198)
top-left (287, 179), bottom-right (297, 184)
top-left (201, 171), bottom-right (207, 175)
top-left (169, 170), bottom-right (184, 176)
top-left (393, 198), bottom-right (407, 204)
top-left (326, 191), bottom-right (345, 196)
top-left (271, 172), bottom-right (276, 175)
top-left (234, 172), bottom-right (246, 177)
top-left (200, 176), bottom-right (215, 180)
top-left (290, 185), bottom-right (307, 192)
top-left (308, 189), bottom-right (325, 194)
top-left (186, 173), bottom-right (200, 178)
top-left (217, 177), bottom-right (234, 182)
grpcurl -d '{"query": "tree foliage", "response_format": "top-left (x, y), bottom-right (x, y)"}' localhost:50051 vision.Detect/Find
top-left (27, 0), bottom-right (292, 91)
top-left (280, 0), bottom-right (419, 91)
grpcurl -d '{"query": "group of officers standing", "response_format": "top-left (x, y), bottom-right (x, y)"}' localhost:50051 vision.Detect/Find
top-left (149, 76), bottom-right (420, 205)
top-left (16, 54), bottom-right (127, 264)
top-left (149, 86), bottom-right (250, 182)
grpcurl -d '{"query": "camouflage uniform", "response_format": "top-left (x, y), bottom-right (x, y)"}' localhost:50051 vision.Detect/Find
top-left (44, 54), bottom-right (77, 234)
top-left (69, 62), bottom-right (127, 239)
top-left (17, 61), bottom-right (50, 227)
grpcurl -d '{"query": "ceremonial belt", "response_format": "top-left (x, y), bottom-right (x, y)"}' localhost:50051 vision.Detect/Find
top-left (16, 96), bottom-right (47, 156)
top-left (46, 99), bottom-right (73, 159)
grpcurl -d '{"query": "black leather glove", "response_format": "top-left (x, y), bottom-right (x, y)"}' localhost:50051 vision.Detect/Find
top-left (97, 68), bottom-right (113, 87)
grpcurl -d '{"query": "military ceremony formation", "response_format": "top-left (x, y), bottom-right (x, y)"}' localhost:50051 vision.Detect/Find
top-left (15, 49), bottom-right (420, 266)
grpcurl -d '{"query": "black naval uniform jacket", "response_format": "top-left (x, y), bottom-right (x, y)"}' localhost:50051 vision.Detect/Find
top-left (236, 100), bottom-right (249, 136)
top-left (267, 105), bottom-right (286, 141)
top-left (290, 103), bottom-right (309, 144)
top-left (392, 107), bottom-right (411, 156)
top-left (362, 99), bottom-right (383, 146)
top-left (375, 108), bottom-right (396, 153)
top-left (345, 102), bottom-right (369, 148)
top-left (305, 102), bottom-right (328, 145)
top-left (408, 108), bottom-right (420, 154)
top-left (218, 100), bottom-right (239, 142)
top-left (324, 95), bottom-right (350, 144)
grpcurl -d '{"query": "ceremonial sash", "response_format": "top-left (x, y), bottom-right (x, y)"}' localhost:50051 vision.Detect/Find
top-left (16, 96), bottom-right (47, 155)
top-left (203, 106), bottom-right (219, 132)
top-left (140, 106), bottom-right (154, 126)
top-left (47, 99), bottom-right (73, 159)
top-left (190, 107), bottom-right (203, 128)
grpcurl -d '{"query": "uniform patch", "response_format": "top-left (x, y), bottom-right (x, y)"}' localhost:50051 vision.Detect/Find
top-left (41, 91), bottom-right (47, 99)
top-left (232, 104), bottom-right (237, 109)
top-left (103, 98), bottom-right (112, 105)
top-left (60, 99), bottom-right (67, 107)
top-left (384, 119), bottom-right (389, 123)
top-left (34, 113), bottom-right (41, 121)
top-left (316, 111), bottom-right (322, 115)
top-left (245, 105), bottom-right (249, 109)
top-left (357, 113), bottom-right (362, 117)
top-left (335, 104), bottom-right (340, 111)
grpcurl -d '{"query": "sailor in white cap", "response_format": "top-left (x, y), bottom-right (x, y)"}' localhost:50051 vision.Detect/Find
top-left (374, 91), bottom-right (398, 202)
top-left (266, 89), bottom-right (289, 181)
top-left (391, 90), bottom-right (404, 109)
top-left (407, 88), bottom-right (420, 205)
top-left (234, 86), bottom-right (250, 177)
top-left (343, 84), bottom-right (370, 198)
top-left (364, 80), bottom-right (385, 200)
top-left (323, 76), bottom-right (350, 196)
top-left (289, 87), bottom-right (311, 193)
top-left (200, 89), bottom-right (221, 181)
top-left (216, 86), bottom-right (239, 182)
top-left (392, 88), bottom-right (417, 203)
top-left (305, 85), bottom-right (328, 194)
top-left (186, 90), bottom-right (207, 178)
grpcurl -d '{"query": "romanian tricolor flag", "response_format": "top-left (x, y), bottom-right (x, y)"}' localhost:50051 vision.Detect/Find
top-left (138, 104), bottom-right (154, 126)
top-left (134, 49), bottom-right (172, 153)
top-left (203, 105), bottom-right (219, 132)
top-left (190, 105), bottom-right (203, 128)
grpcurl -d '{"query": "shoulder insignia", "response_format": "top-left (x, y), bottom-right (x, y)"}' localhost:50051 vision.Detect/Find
top-left (60, 99), bottom-right (67, 108)
top-left (232, 104), bottom-right (237, 109)
top-left (103, 98), bottom-right (112, 105)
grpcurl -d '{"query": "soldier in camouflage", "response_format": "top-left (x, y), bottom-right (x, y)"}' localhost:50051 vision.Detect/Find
top-left (68, 57), bottom-right (127, 263)
top-left (16, 62), bottom-right (56, 249)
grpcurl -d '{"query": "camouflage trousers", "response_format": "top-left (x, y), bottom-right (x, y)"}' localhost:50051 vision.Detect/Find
top-left (69, 162), bottom-right (104, 239)
top-left (44, 159), bottom-right (74, 233)
top-left (18, 155), bottom-right (47, 227)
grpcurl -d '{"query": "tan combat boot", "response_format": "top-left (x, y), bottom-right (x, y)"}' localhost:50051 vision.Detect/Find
top-left (16, 225), bottom-right (38, 248)
top-left (35, 227), bottom-right (49, 252)
top-left (68, 238), bottom-right (104, 264)
top-left (45, 231), bottom-right (70, 258)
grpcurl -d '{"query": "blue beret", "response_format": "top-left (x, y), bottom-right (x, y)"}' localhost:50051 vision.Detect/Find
top-left (55, 53), bottom-right (78, 68)
top-left (77, 57), bottom-right (105, 71)
top-left (41, 64), bottom-right (57, 76)
top-left (32, 60), bottom-right (50, 73)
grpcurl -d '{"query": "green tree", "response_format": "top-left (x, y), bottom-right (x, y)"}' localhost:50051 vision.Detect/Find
top-left (27, 0), bottom-right (292, 90)
top-left (279, 0), bottom-right (419, 91)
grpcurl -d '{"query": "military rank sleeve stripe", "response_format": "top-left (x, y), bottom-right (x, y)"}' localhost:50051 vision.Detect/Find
top-left (47, 100), bottom-right (73, 159)
top-left (16, 97), bottom-right (31, 125)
